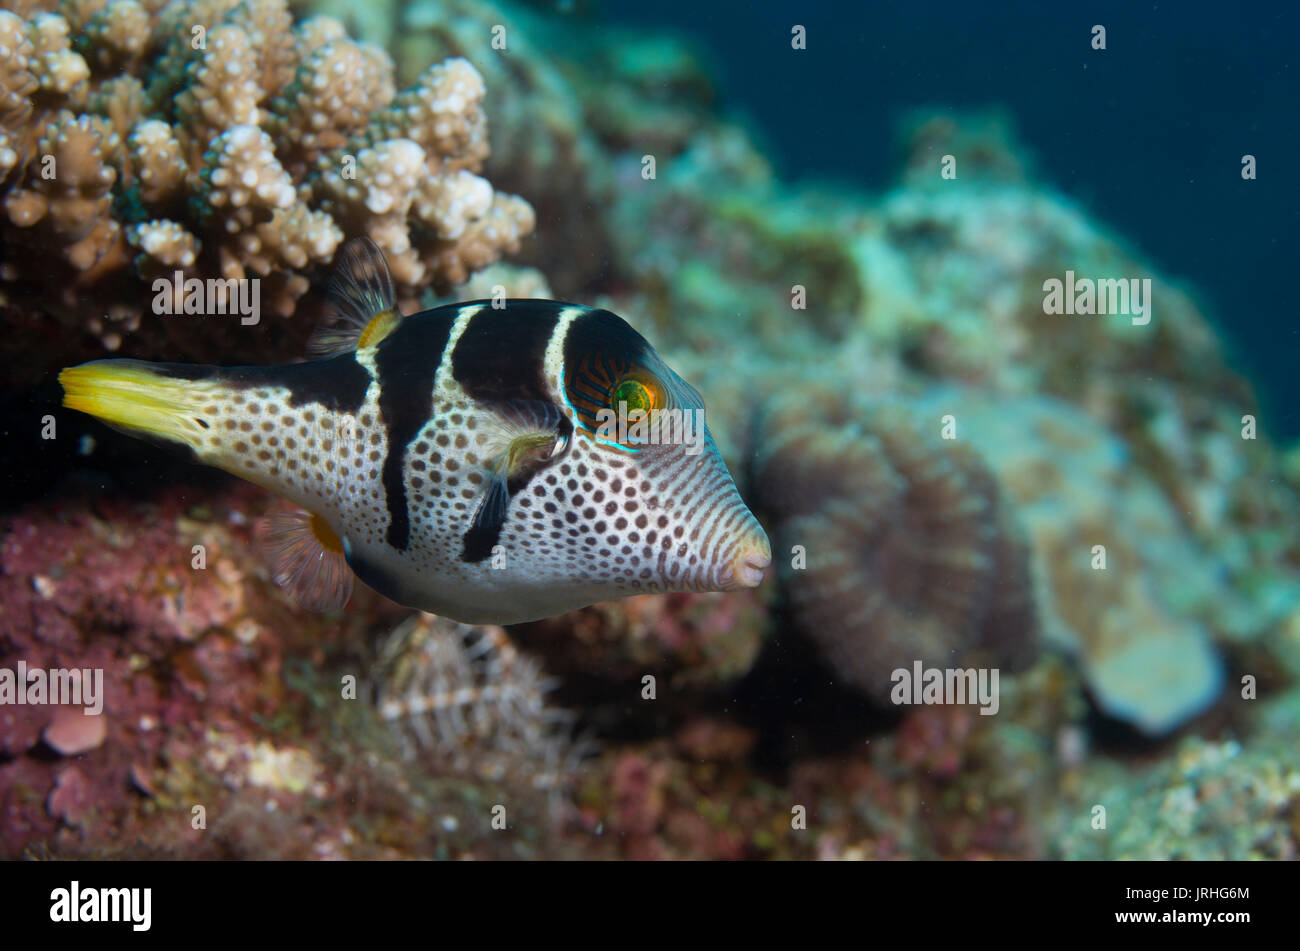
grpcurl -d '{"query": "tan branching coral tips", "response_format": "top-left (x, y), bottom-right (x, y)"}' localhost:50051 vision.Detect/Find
top-left (753, 383), bottom-right (1038, 702)
top-left (0, 0), bottom-right (534, 356)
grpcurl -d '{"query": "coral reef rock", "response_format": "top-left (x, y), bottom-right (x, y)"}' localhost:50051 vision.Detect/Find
top-left (1058, 727), bottom-right (1300, 860)
top-left (911, 388), bottom-right (1263, 736)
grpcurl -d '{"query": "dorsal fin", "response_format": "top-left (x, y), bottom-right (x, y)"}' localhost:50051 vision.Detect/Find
top-left (308, 237), bottom-right (401, 357)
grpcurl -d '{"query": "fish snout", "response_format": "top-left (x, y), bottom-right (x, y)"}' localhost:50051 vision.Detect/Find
top-left (720, 525), bottom-right (771, 590)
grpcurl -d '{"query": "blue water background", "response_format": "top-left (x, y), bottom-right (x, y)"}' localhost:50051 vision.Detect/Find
top-left (593, 0), bottom-right (1299, 440)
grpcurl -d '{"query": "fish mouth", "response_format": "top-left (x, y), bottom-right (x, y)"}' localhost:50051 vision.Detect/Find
top-left (719, 530), bottom-right (772, 590)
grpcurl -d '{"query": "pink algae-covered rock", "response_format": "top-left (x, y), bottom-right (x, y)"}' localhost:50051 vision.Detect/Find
top-left (42, 705), bottom-right (107, 756)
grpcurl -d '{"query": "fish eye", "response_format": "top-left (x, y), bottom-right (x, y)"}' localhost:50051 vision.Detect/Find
top-left (611, 376), bottom-right (660, 414)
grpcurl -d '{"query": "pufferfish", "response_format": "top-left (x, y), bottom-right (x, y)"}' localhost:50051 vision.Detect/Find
top-left (59, 239), bottom-right (771, 624)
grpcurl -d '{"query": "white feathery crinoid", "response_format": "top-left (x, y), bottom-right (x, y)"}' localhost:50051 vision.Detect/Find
top-left (371, 613), bottom-right (593, 803)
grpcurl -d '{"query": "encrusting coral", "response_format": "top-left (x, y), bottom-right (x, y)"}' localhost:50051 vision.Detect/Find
top-left (0, 0), bottom-right (534, 360)
top-left (905, 389), bottom-right (1237, 736)
top-left (0, 479), bottom-right (588, 859)
top-left (1057, 730), bottom-right (1300, 859)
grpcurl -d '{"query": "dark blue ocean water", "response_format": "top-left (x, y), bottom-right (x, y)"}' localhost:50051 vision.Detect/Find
top-left (597, 0), bottom-right (1299, 440)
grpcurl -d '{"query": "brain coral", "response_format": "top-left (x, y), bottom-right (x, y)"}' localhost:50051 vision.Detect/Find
top-left (0, 0), bottom-right (534, 360)
top-left (752, 381), bottom-right (1040, 703)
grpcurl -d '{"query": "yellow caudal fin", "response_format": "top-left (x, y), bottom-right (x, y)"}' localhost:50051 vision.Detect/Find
top-left (59, 359), bottom-right (210, 449)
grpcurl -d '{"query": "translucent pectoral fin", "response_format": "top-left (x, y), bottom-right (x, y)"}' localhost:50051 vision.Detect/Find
top-left (255, 507), bottom-right (354, 612)
top-left (308, 236), bottom-right (401, 356)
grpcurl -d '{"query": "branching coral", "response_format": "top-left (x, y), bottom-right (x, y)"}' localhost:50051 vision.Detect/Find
top-left (752, 382), bottom-right (1039, 702)
top-left (361, 0), bottom-right (619, 296)
top-left (0, 0), bottom-right (534, 360)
